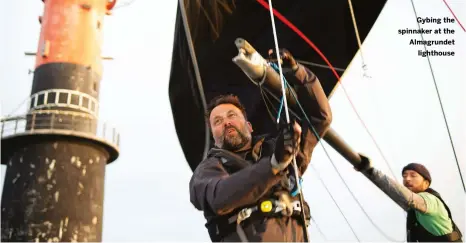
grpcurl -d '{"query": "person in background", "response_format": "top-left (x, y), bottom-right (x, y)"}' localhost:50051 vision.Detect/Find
top-left (356, 161), bottom-right (463, 242)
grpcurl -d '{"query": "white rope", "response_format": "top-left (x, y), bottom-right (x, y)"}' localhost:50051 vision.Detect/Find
top-left (267, 0), bottom-right (302, 192)
top-left (266, 1), bottom-right (309, 241)
top-left (267, 0), bottom-right (290, 124)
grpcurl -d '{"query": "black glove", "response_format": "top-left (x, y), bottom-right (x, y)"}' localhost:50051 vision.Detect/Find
top-left (354, 153), bottom-right (374, 173)
top-left (268, 48), bottom-right (299, 73)
top-left (271, 121), bottom-right (301, 171)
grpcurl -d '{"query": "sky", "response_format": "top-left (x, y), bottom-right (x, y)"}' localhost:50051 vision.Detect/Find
top-left (0, 0), bottom-right (464, 242)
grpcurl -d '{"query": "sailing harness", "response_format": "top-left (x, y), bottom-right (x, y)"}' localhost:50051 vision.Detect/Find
top-left (207, 197), bottom-right (310, 242)
top-left (406, 188), bottom-right (463, 242)
top-left (205, 133), bottom-right (311, 242)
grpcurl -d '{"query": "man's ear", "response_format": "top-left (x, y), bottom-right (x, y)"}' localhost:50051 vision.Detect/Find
top-left (423, 180), bottom-right (430, 189)
top-left (247, 121), bottom-right (253, 132)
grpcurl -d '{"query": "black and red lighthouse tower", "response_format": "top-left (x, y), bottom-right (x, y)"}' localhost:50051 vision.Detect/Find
top-left (1, 0), bottom-right (120, 241)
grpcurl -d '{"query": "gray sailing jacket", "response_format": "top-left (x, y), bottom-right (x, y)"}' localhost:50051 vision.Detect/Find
top-left (189, 64), bottom-right (332, 242)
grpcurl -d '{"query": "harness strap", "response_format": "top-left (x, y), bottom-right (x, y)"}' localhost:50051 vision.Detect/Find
top-left (408, 189), bottom-right (463, 242)
top-left (207, 199), bottom-right (309, 242)
top-left (231, 199), bottom-right (304, 224)
top-left (234, 199), bottom-right (306, 242)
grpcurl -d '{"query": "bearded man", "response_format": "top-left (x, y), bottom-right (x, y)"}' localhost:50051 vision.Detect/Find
top-left (189, 49), bottom-right (332, 242)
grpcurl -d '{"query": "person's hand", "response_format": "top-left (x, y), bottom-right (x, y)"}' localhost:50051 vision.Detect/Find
top-left (271, 121), bottom-right (301, 174)
top-left (268, 48), bottom-right (299, 73)
top-left (354, 153), bottom-right (373, 173)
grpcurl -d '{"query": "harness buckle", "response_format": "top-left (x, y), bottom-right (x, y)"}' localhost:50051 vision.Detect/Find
top-left (260, 200), bottom-right (273, 213)
top-left (237, 208), bottom-right (253, 224)
top-left (292, 201), bottom-right (301, 212)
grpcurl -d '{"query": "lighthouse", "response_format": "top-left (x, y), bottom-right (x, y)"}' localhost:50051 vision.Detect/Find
top-left (1, 0), bottom-right (120, 241)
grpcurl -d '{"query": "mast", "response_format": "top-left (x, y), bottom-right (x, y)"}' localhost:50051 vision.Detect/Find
top-left (1, 0), bottom-right (120, 241)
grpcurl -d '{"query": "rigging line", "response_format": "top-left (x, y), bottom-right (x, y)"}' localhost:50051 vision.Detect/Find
top-left (266, 1), bottom-right (309, 241)
top-left (260, 74), bottom-right (398, 241)
top-left (3, 96), bottom-right (31, 118)
top-left (442, 0), bottom-right (466, 32)
top-left (259, 89), bottom-right (356, 241)
top-left (269, 63), bottom-right (402, 242)
top-left (260, 82), bottom-right (358, 241)
top-left (409, 0), bottom-right (465, 193)
top-left (315, 143), bottom-right (401, 242)
top-left (347, 0), bottom-right (366, 65)
top-left (179, 0), bottom-right (211, 160)
top-left (310, 165), bottom-right (361, 242)
top-left (260, 86), bottom-right (278, 123)
top-left (293, 92), bottom-right (400, 242)
top-left (311, 218), bottom-right (328, 241)
top-left (346, 0), bottom-right (398, 182)
top-left (255, 0), bottom-right (399, 182)
top-left (263, 88), bottom-right (279, 116)
top-left (267, 0), bottom-right (290, 123)
top-left (294, 59), bottom-right (345, 72)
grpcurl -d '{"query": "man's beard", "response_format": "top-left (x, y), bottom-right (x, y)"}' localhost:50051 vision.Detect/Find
top-left (217, 125), bottom-right (251, 151)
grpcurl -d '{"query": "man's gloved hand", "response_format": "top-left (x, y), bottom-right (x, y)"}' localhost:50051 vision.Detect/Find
top-left (268, 48), bottom-right (299, 73)
top-left (271, 121), bottom-right (301, 174)
top-left (354, 153), bottom-right (374, 173)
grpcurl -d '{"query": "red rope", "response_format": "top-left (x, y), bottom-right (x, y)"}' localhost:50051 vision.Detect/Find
top-left (255, 0), bottom-right (369, 128)
top-left (255, 0), bottom-right (341, 80)
top-left (442, 0), bottom-right (465, 32)
top-left (256, 0), bottom-right (398, 180)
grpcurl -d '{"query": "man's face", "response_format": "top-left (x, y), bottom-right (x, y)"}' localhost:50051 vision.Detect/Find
top-left (209, 104), bottom-right (253, 151)
top-left (402, 170), bottom-right (429, 193)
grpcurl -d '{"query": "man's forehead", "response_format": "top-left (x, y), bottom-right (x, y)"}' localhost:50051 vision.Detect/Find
top-left (210, 104), bottom-right (241, 118)
top-left (403, 170), bottom-right (419, 175)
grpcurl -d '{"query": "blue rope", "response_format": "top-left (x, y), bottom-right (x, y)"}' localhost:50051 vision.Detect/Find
top-left (269, 62), bottom-right (321, 141)
top-left (277, 94), bottom-right (284, 123)
top-left (268, 62), bottom-right (400, 242)
top-left (269, 62), bottom-right (304, 196)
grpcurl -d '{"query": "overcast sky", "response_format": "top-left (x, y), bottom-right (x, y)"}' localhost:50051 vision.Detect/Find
top-left (1, 0), bottom-right (464, 241)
